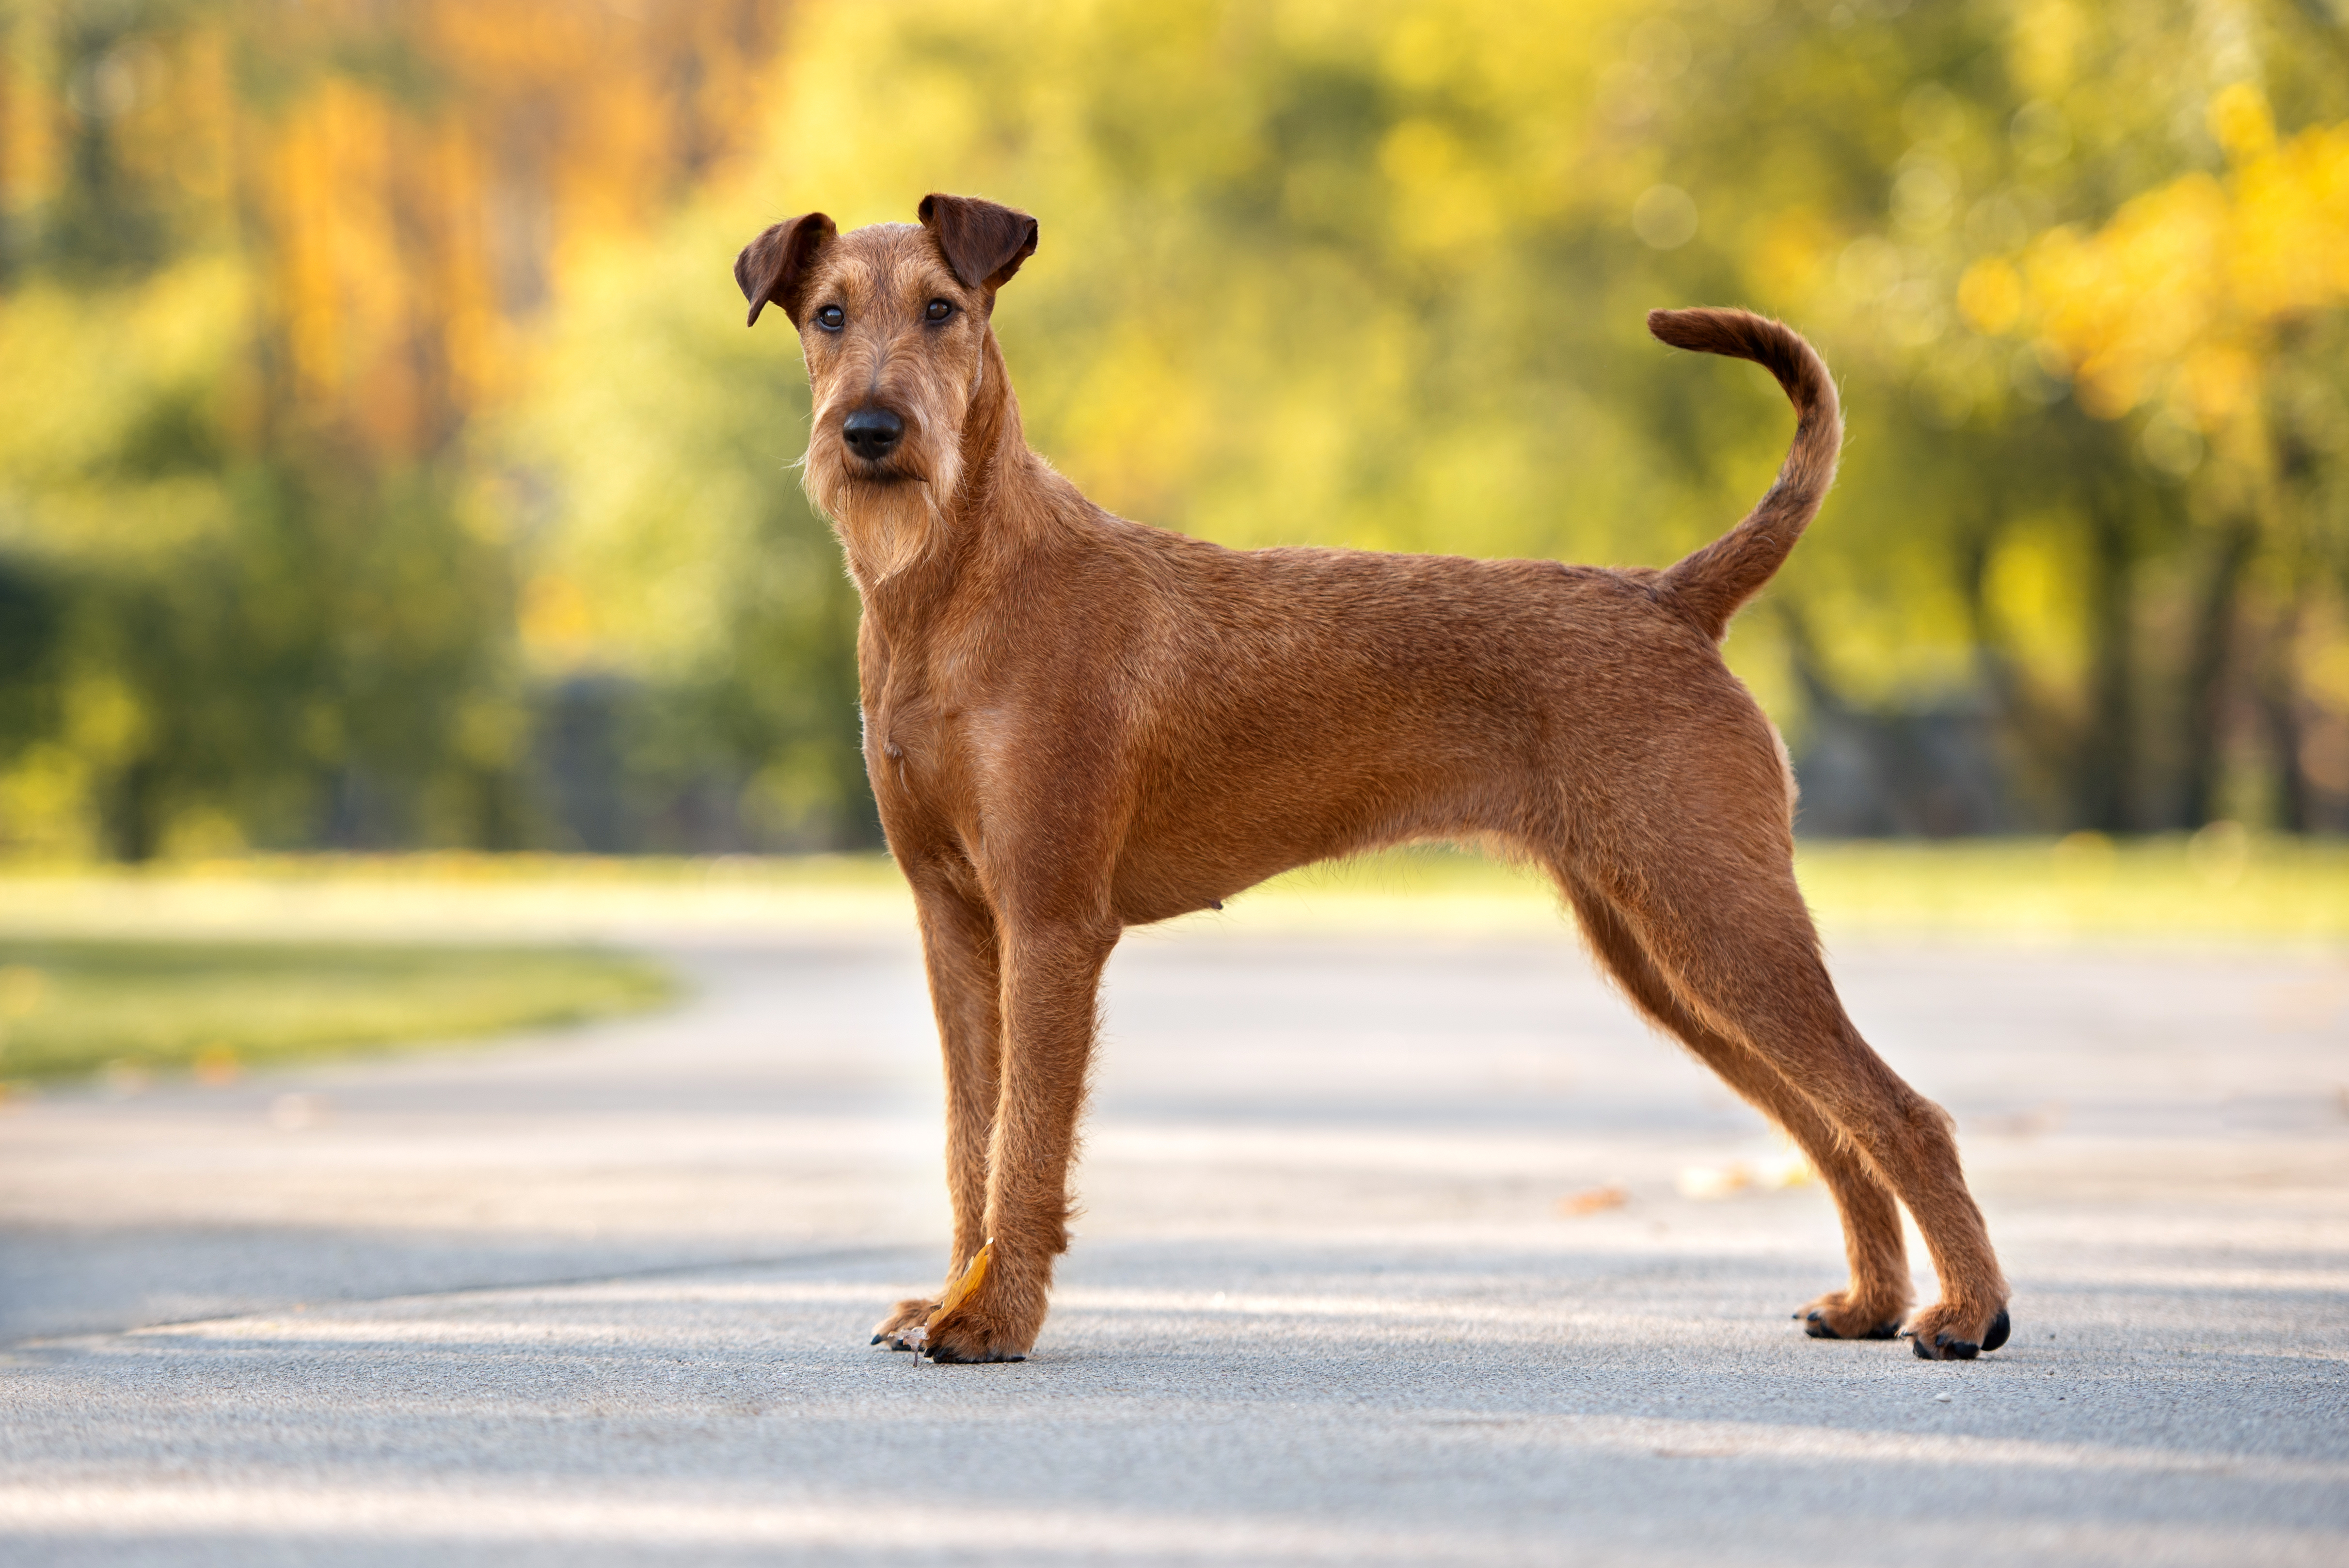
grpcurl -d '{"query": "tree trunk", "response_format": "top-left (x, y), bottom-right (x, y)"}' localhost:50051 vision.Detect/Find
top-left (1958, 514), bottom-right (2079, 827)
top-left (2176, 517), bottom-right (2258, 827)
top-left (2260, 591), bottom-right (2311, 833)
top-left (2076, 501), bottom-right (2136, 832)
top-left (102, 759), bottom-right (162, 863)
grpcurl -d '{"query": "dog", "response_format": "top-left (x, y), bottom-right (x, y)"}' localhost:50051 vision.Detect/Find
top-left (734, 193), bottom-right (2010, 1364)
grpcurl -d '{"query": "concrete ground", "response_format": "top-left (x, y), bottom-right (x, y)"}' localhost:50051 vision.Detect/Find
top-left (2, 915), bottom-right (2346, 1565)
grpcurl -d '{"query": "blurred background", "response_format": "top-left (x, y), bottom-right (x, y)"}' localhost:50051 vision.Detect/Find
top-left (3, 13), bottom-right (2348, 1545)
top-left (0, 0), bottom-right (2345, 863)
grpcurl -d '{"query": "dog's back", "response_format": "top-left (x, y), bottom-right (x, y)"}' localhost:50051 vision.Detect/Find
top-left (963, 505), bottom-right (1785, 927)
top-left (953, 307), bottom-right (1841, 923)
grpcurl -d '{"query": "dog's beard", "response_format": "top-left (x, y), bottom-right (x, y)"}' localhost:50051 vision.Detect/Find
top-left (805, 437), bottom-right (959, 586)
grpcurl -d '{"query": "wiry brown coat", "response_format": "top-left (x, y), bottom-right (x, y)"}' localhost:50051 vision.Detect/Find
top-left (736, 195), bottom-right (2010, 1364)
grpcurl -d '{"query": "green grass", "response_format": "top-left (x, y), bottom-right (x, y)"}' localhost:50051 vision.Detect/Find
top-left (0, 833), bottom-right (2335, 1091)
top-left (1240, 832), bottom-right (2349, 944)
top-left (1790, 832), bottom-right (2349, 943)
top-left (0, 939), bottom-right (676, 1086)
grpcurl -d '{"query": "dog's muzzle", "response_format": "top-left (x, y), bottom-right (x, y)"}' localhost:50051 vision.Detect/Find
top-left (843, 406), bottom-right (905, 463)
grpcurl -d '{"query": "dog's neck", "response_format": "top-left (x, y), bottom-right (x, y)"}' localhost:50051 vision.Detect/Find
top-left (838, 328), bottom-right (1074, 635)
top-left (948, 329), bottom-right (1027, 524)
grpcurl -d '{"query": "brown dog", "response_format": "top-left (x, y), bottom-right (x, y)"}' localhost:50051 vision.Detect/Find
top-left (735, 193), bottom-right (2009, 1364)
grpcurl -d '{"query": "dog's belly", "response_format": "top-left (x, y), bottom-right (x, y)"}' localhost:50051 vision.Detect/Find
top-left (1106, 769), bottom-right (1510, 927)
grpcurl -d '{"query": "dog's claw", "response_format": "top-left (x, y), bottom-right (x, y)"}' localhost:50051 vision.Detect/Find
top-left (1916, 1332), bottom-right (1982, 1360)
top-left (1905, 1304), bottom-right (2009, 1360)
top-left (1804, 1309), bottom-right (1899, 1341)
top-left (868, 1294), bottom-right (943, 1351)
top-left (1901, 1299), bottom-right (2010, 1360)
top-left (1798, 1293), bottom-right (1905, 1341)
top-left (921, 1345), bottom-right (1025, 1365)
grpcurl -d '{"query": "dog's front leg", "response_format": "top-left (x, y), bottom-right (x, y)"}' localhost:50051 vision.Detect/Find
top-left (920, 912), bottom-right (1117, 1363)
top-left (872, 864), bottom-right (1003, 1351)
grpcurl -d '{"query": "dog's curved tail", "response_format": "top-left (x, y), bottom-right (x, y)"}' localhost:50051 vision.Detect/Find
top-left (1648, 307), bottom-right (1842, 641)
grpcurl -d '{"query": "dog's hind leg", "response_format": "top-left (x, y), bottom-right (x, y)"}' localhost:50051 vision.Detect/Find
top-left (872, 860), bottom-right (1005, 1351)
top-left (921, 909), bottom-right (1118, 1363)
top-left (1576, 848), bottom-right (2010, 1360)
top-left (1558, 867), bottom-right (1909, 1340)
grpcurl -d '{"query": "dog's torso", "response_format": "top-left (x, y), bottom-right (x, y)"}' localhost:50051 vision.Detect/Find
top-left (860, 481), bottom-right (1786, 928)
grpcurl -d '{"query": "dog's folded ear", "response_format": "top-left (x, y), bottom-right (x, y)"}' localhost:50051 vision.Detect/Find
top-left (736, 213), bottom-right (838, 328)
top-left (919, 194), bottom-right (1038, 293)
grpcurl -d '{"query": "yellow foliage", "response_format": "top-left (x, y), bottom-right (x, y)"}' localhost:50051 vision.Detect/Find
top-left (2008, 0), bottom-right (2085, 99)
top-left (0, 257), bottom-right (246, 516)
top-left (1, 1), bottom-right (788, 462)
top-left (1957, 257), bottom-right (2023, 335)
top-left (0, 746), bottom-right (98, 859)
top-left (64, 678), bottom-right (148, 767)
top-left (516, 575), bottom-right (597, 664)
top-left (1998, 85), bottom-right (2349, 440)
top-left (2229, 123), bottom-right (2349, 319)
top-left (2207, 80), bottom-right (2276, 162)
top-left (1750, 210), bottom-right (1837, 307)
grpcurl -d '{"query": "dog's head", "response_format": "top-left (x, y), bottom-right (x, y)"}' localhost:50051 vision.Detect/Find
top-left (736, 194), bottom-right (1037, 580)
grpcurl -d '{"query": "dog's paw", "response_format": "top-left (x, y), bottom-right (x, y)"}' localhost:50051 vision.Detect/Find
top-left (919, 1240), bottom-right (1038, 1364)
top-left (921, 1322), bottom-right (1029, 1364)
top-left (1794, 1289), bottom-right (1905, 1341)
top-left (869, 1297), bottom-right (938, 1352)
top-left (1901, 1301), bottom-right (2011, 1361)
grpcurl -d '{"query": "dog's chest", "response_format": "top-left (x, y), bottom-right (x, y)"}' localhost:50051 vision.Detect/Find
top-left (865, 657), bottom-right (1005, 821)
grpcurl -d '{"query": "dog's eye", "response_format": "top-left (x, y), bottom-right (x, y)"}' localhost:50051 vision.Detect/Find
top-left (924, 299), bottom-right (954, 323)
top-left (815, 304), bottom-right (845, 332)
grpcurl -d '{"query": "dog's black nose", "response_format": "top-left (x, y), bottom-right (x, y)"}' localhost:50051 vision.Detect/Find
top-left (842, 406), bottom-right (904, 462)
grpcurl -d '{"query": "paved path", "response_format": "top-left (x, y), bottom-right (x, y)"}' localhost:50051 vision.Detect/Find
top-left (3, 920), bottom-right (2346, 1565)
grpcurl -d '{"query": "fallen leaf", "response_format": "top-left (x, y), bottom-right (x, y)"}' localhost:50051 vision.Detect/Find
top-left (1556, 1183), bottom-right (1629, 1217)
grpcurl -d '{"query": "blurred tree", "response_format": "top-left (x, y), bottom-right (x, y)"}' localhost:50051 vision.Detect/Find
top-left (3, 0), bottom-right (2346, 855)
top-left (537, 0), bottom-right (2342, 838)
top-left (0, 0), bottom-right (791, 856)
top-left (1660, 0), bottom-right (2349, 832)
top-left (1966, 80), bottom-right (2349, 827)
top-left (501, 212), bottom-right (876, 849)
